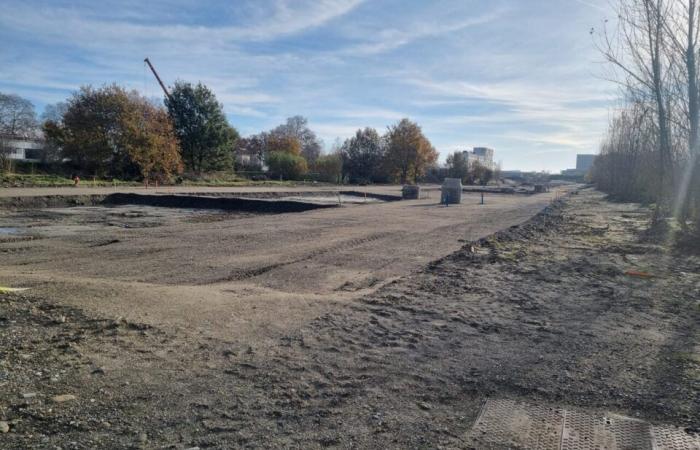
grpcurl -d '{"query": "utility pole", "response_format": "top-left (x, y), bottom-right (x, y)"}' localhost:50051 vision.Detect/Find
top-left (144, 57), bottom-right (173, 102)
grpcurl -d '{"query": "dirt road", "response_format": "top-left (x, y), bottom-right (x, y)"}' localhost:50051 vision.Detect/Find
top-left (0, 191), bottom-right (557, 345)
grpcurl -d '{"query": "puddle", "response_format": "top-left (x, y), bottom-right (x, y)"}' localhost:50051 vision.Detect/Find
top-left (0, 227), bottom-right (21, 235)
top-left (279, 195), bottom-right (383, 205)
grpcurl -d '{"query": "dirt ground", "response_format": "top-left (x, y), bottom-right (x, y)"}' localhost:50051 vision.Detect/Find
top-left (0, 190), bottom-right (557, 347)
top-left (0, 188), bottom-right (698, 449)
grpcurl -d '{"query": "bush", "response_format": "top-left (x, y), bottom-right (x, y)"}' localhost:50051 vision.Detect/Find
top-left (314, 154), bottom-right (343, 183)
top-left (267, 152), bottom-right (308, 180)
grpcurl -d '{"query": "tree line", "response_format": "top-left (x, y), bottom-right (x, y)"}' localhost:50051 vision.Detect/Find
top-left (1, 84), bottom-right (440, 184)
top-left (237, 118), bottom-right (438, 184)
top-left (444, 151), bottom-right (498, 186)
top-left (592, 0), bottom-right (700, 236)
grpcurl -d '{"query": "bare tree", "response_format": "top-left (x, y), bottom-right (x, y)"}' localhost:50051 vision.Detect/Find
top-left (270, 116), bottom-right (323, 164)
top-left (662, 1), bottom-right (700, 226)
top-left (0, 93), bottom-right (37, 136)
top-left (0, 93), bottom-right (38, 171)
top-left (597, 0), bottom-right (675, 214)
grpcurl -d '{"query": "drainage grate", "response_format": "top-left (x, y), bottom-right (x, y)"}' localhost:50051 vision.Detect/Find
top-left (650, 425), bottom-right (700, 450)
top-left (467, 399), bottom-right (700, 450)
top-left (467, 399), bottom-right (564, 450)
top-left (560, 410), bottom-right (651, 450)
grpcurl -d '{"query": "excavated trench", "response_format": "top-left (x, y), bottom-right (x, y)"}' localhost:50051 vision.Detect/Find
top-left (0, 190), bottom-right (398, 213)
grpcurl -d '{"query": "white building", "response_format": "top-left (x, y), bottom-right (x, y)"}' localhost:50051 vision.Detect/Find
top-left (462, 147), bottom-right (495, 170)
top-left (560, 154), bottom-right (597, 177)
top-left (0, 135), bottom-right (45, 162)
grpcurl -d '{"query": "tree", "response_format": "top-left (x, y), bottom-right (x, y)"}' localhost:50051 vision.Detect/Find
top-left (470, 161), bottom-right (493, 186)
top-left (446, 151), bottom-right (469, 182)
top-left (593, 0), bottom-right (700, 235)
top-left (235, 133), bottom-right (269, 171)
top-left (0, 93), bottom-right (37, 137)
top-left (267, 151), bottom-right (308, 180)
top-left (340, 127), bottom-right (386, 183)
top-left (124, 99), bottom-right (183, 181)
top-left (165, 81), bottom-right (238, 173)
top-left (0, 93), bottom-right (38, 171)
top-left (41, 120), bottom-right (66, 164)
top-left (41, 102), bottom-right (68, 124)
top-left (39, 102), bottom-right (69, 164)
top-left (597, 0), bottom-right (674, 214)
top-left (314, 153), bottom-right (343, 183)
top-left (266, 134), bottom-right (302, 156)
top-left (384, 119), bottom-right (438, 184)
top-left (46, 84), bottom-right (183, 180)
top-left (270, 116), bottom-right (322, 164)
top-left (664, 0), bottom-right (700, 227)
top-left (494, 161), bottom-right (502, 183)
top-left (57, 85), bottom-right (134, 176)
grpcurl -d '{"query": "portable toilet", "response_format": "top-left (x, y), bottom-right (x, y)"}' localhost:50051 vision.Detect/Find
top-left (441, 178), bottom-right (462, 204)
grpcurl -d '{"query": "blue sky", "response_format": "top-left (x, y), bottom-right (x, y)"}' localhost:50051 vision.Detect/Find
top-left (0, 0), bottom-right (616, 171)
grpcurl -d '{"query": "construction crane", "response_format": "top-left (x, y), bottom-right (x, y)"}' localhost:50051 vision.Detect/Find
top-left (143, 57), bottom-right (173, 102)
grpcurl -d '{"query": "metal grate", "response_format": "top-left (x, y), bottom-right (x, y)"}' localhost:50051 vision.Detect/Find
top-left (467, 399), bottom-right (564, 450)
top-left (650, 425), bottom-right (700, 450)
top-left (560, 411), bottom-right (651, 450)
top-left (467, 399), bottom-right (699, 450)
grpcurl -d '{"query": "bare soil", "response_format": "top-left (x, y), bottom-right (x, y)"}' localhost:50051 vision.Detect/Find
top-left (0, 188), bottom-right (698, 449)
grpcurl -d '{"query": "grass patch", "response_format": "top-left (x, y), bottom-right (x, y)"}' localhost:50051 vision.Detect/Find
top-left (1, 173), bottom-right (139, 188)
top-left (2, 172), bottom-right (339, 188)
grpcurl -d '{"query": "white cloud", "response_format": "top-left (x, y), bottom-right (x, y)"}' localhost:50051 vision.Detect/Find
top-left (0, 0), bottom-right (366, 46)
top-left (342, 9), bottom-right (507, 56)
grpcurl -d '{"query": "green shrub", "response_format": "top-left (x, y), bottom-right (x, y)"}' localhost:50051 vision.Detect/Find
top-left (267, 151), bottom-right (308, 180)
top-left (314, 154), bottom-right (343, 183)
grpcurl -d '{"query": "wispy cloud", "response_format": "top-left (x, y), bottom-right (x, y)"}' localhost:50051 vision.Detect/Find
top-left (572, 0), bottom-right (609, 13)
top-left (0, 0), bottom-right (616, 171)
top-left (0, 0), bottom-right (366, 45)
top-left (342, 9), bottom-right (507, 56)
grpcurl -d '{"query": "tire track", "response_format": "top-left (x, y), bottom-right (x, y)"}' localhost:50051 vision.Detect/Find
top-left (204, 232), bottom-right (395, 284)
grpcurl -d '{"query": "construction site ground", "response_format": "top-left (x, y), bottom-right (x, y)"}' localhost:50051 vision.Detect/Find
top-left (0, 186), bottom-right (698, 449)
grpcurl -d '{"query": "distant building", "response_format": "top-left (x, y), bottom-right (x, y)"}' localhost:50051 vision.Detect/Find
top-left (501, 170), bottom-right (523, 179)
top-left (576, 154), bottom-right (596, 173)
top-left (462, 147), bottom-right (495, 170)
top-left (560, 153), bottom-right (597, 177)
top-left (235, 152), bottom-right (266, 170)
top-left (0, 134), bottom-right (45, 162)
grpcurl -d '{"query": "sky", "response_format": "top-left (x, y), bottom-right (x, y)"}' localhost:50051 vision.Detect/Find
top-left (0, 0), bottom-right (617, 172)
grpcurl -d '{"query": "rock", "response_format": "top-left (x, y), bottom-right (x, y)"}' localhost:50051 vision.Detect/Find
top-left (137, 432), bottom-right (148, 443)
top-left (21, 392), bottom-right (37, 399)
top-left (52, 394), bottom-right (77, 403)
top-left (417, 402), bottom-right (432, 411)
top-left (0, 421), bottom-right (9, 433)
top-left (53, 315), bottom-right (67, 324)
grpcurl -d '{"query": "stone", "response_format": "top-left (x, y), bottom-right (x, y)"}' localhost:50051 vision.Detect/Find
top-left (21, 392), bottom-right (37, 399)
top-left (0, 421), bottom-right (9, 433)
top-left (52, 394), bottom-right (77, 403)
top-left (417, 402), bottom-right (432, 411)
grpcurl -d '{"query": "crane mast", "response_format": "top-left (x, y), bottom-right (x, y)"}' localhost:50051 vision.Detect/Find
top-left (144, 57), bottom-right (173, 102)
